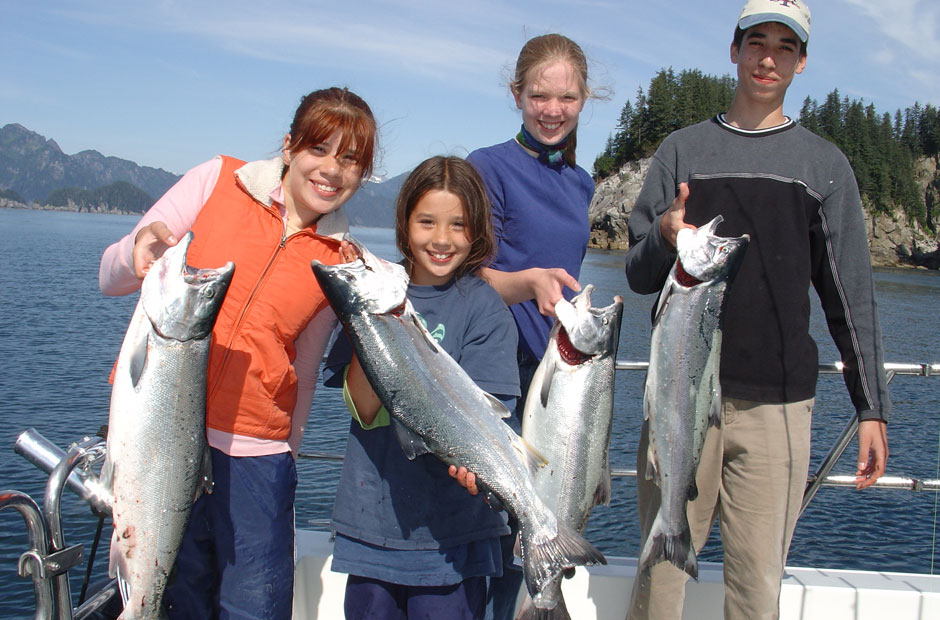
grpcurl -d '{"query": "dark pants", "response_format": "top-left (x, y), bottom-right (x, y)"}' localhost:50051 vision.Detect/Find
top-left (484, 350), bottom-right (538, 620)
top-left (344, 575), bottom-right (487, 619)
top-left (163, 448), bottom-right (297, 620)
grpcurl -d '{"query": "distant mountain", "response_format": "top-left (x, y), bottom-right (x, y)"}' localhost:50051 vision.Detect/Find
top-left (341, 171), bottom-right (407, 229)
top-left (0, 123), bottom-right (180, 207)
top-left (0, 122), bottom-right (406, 224)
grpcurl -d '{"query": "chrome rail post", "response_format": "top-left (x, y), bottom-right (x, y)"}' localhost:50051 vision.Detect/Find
top-left (43, 436), bottom-right (106, 620)
top-left (801, 368), bottom-right (898, 515)
top-left (15, 429), bottom-right (111, 516)
top-left (0, 490), bottom-right (55, 620)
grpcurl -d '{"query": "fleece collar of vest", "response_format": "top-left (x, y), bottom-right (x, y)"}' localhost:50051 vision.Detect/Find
top-left (234, 156), bottom-right (349, 241)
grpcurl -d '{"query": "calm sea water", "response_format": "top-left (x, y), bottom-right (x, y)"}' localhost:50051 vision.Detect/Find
top-left (1, 208), bottom-right (938, 617)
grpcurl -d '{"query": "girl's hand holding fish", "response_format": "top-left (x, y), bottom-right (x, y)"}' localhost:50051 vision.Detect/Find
top-left (448, 465), bottom-right (479, 495)
top-left (132, 220), bottom-right (178, 278)
top-left (482, 266), bottom-right (581, 318)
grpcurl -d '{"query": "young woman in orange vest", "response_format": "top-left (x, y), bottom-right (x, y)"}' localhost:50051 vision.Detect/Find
top-left (99, 87), bottom-right (377, 619)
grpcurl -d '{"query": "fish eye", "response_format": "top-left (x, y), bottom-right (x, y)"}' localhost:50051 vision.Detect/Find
top-left (204, 289), bottom-right (215, 299)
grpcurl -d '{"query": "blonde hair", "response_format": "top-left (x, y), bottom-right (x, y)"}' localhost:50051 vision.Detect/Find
top-left (510, 34), bottom-right (590, 167)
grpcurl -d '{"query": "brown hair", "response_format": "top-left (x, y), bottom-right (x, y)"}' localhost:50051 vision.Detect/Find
top-left (282, 87), bottom-right (377, 181)
top-left (395, 156), bottom-right (495, 281)
top-left (511, 34), bottom-right (590, 168)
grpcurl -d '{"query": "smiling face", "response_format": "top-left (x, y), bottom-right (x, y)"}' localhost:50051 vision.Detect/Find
top-left (514, 59), bottom-right (586, 146)
top-left (281, 130), bottom-right (363, 227)
top-left (731, 21), bottom-right (807, 114)
top-left (406, 189), bottom-right (471, 286)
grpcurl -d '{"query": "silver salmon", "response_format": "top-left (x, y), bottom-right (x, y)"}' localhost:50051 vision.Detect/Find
top-left (311, 245), bottom-right (606, 604)
top-left (639, 215), bottom-right (748, 579)
top-left (101, 232), bottom-right (233, 619)
top-left (516, 285), bottom-right (623, 620)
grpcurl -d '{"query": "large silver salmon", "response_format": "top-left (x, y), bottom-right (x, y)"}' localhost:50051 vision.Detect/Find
top-left (639, 215), bottom-right (748, 579)
top-left (516, 285), bottom-right (623, 620)
top-left (311, 246), bottom-right (606, 604)
top-left (101, 231), bottom-right (233, 619)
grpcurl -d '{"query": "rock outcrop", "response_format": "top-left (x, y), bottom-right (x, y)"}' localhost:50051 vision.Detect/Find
top-left (589, 156), bottom-right (940, 269)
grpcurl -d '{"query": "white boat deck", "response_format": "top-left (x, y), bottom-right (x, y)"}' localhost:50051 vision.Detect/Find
top-left (291, 529), bottom-right (940, 619)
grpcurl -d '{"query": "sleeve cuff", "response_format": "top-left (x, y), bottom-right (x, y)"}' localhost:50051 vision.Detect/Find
top-left (342, 365), bottom-right (390, 429)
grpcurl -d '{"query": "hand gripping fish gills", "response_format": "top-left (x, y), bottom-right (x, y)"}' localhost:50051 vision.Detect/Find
top-left (639, 215), bottom-right (748, 580)
top-left (311, 242), bottom-right (606, 606)
top-left (516, 285), bottom-right (623, 620)
top-left (100, 232), bottom-right (233, 619)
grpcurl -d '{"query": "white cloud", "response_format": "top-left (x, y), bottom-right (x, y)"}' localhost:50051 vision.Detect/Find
top-left (841, 0), bottom-right (940, 61)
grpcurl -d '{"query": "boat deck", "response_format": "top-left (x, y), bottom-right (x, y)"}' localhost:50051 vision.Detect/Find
top-left (292, 529), bottom-right (940, 619)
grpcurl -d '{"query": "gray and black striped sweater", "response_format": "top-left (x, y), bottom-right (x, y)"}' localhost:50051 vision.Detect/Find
top-left (625, 115), bottom-right (890, 422)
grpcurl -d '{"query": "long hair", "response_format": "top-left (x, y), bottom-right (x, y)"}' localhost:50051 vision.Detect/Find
top-left (510, 34), bottom-right (590, 168)
top-left (282, 87), bottom-right (377, 181)
top-left (395, 156), bottom-right (495, 281)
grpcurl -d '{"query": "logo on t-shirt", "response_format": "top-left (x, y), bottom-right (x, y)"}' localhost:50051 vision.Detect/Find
top-left (416, 314), bottom-right (446, 343)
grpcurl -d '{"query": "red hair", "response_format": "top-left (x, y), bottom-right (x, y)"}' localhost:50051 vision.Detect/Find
top-left (283, 87), bottom-right (377, 181)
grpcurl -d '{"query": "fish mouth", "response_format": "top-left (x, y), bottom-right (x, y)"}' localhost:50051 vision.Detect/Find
top-left (164, 231), bottom-right (234, 286)
top-left (552, 285), bottom-right (623, 361)
top-left (556, 327), bottom-right (592, 365)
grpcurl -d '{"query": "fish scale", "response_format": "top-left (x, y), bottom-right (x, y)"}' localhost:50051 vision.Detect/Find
top-left (102, 232), bottom-right (233, 620)
top-left (311, 243), bottom-right (607, 607)
top-left (638, 215), bottom-right (748, 581)
top-left (516, 285), bottom-right (623, 620)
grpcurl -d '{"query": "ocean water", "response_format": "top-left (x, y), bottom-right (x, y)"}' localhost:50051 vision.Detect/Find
top-left (0, 208), bottom-right (938, 617)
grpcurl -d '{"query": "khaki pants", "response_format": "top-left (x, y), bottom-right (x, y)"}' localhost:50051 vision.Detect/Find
top-left (627, 397), bottom-right (813, 620)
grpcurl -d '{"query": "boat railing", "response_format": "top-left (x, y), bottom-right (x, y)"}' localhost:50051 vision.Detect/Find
top-left (298, 360), bottom-right (940, 505)
top-left (2, 360), bottom-right (937, 619)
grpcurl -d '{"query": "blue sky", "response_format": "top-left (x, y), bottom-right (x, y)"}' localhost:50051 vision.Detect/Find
top-left (3, 0), bottom-right (939, 181)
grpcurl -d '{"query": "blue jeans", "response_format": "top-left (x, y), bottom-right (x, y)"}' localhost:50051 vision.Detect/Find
top-left (163, 448), bottom-right (297, 620)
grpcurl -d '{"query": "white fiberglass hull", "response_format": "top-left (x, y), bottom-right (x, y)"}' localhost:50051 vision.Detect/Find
top-left (291, 529), bottom-right (940, 620)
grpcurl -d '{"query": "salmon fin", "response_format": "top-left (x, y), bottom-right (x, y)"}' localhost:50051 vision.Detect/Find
top-left (687, 480), bottom-right (699, 502)
top-left (708, 387), bottom-right (722, 429)
top-left (391, 419), bottom-right (432, 460)
top-left (638, 513), bottom-right (698, 580)
top-left (107, 529), bottom-right (121, 579)
top-left (410, 313), bottom-right (439, 353)
top-left (645, 446), bottom-right (659, 483)
top-left (594, 456), bottom-right (613, 507)
top-left (538, 362), bottom-right (555, 409)
top-left (511, 435), bottom-right (548, 475)
top-left (128, 329), bottom-right (150, 388)
top-left (195, 447), bottom-right (213, 500)
top-left (476, 481), bottom-right (504, 512)
top-left (651, 282), bottom-right (674, 328)
top-left (483, 391), bottom-right (512, 419)
top-left (99, 456), bottom-right (114, 493)
top-left (516, 592), bottom-right (572, 620)
top-left (520, 521), bottom-right (606, 600)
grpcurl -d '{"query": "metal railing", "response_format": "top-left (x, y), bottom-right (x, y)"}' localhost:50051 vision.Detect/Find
top-left (3, 360), bottom-right (937, 618)
top-left (298, 361), bottom-right (940, 507)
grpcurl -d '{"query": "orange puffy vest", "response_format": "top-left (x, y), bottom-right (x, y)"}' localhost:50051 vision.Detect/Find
top-left (187, 156), bottom-right (343, 440)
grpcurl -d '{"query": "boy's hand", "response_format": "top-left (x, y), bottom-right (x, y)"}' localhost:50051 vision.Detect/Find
top-left (660, 182), bottom-right (696, 250)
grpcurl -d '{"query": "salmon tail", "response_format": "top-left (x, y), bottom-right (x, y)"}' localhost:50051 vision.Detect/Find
top-left (515, 593), bottom-right (572, 620)
top-left (638, 514), bottom-right (698, 580)
top-left (520, 522), bottom-right (606, 599)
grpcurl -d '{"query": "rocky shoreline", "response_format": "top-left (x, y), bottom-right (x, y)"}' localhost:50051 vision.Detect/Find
top-left (588, 157), bottom-right (940, 270)
top-left (0, 197), bottom-right (137, 216)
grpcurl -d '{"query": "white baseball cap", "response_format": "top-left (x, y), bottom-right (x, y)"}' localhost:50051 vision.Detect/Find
top-left (738, 0), bottom-right (811, 43)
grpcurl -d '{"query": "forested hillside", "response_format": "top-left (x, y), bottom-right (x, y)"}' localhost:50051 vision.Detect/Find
top-left (593, 68), bottom-right (940, 229)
